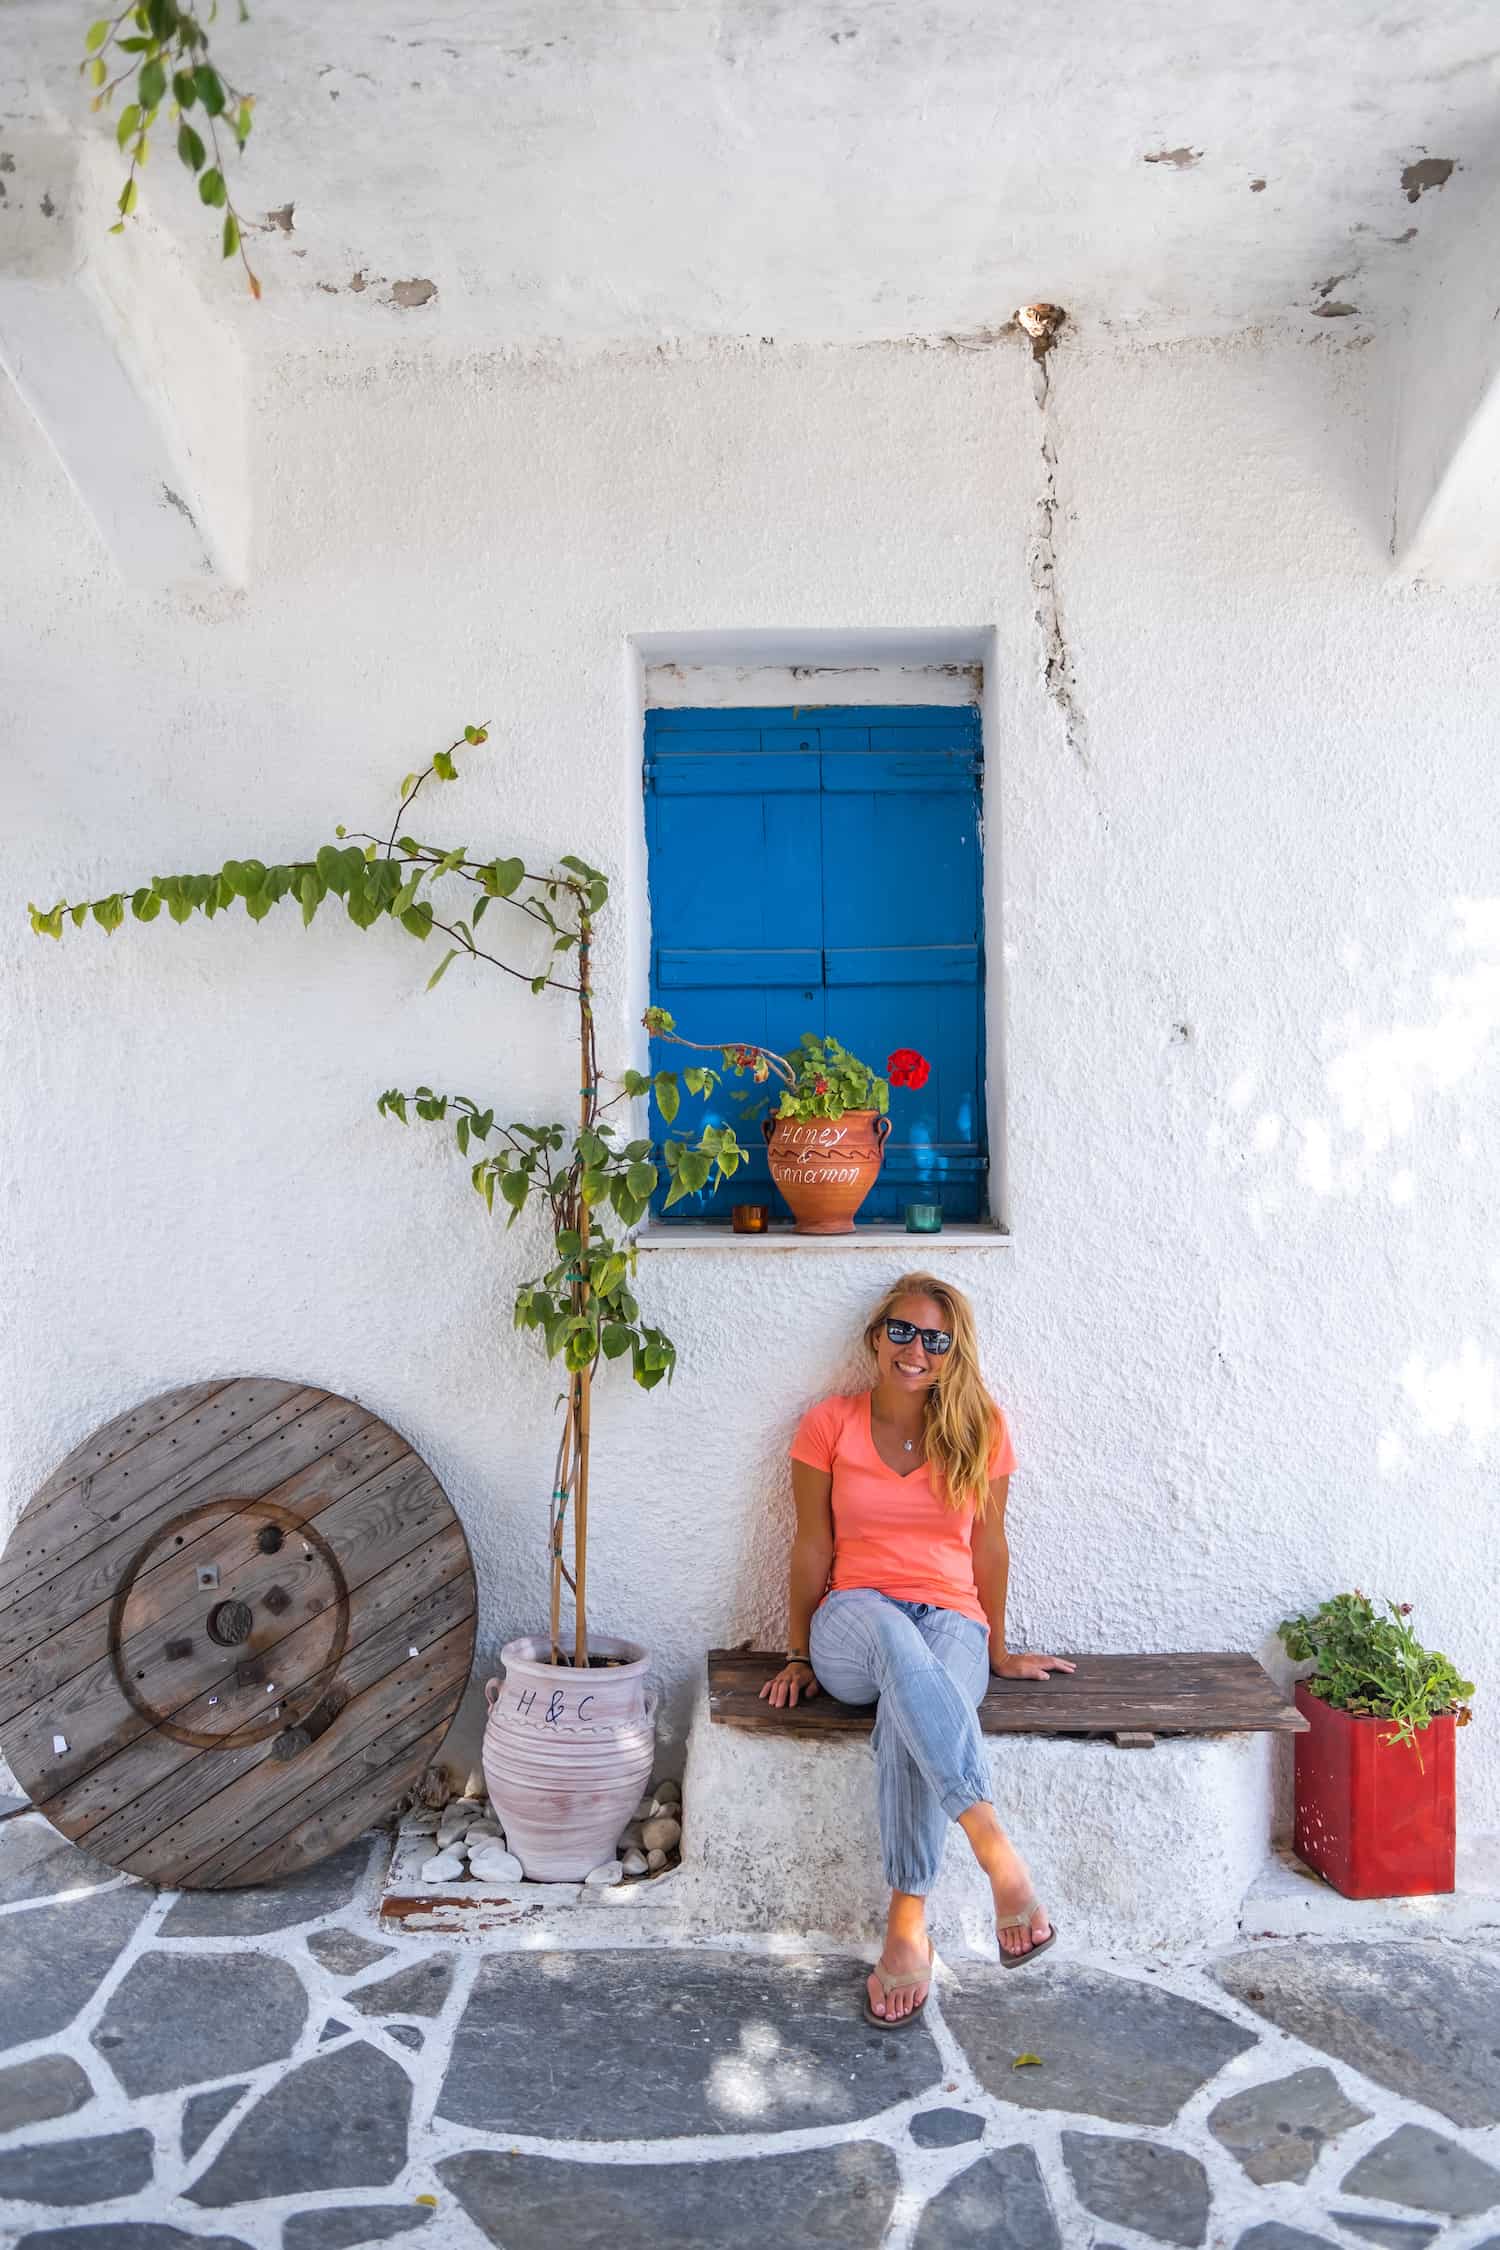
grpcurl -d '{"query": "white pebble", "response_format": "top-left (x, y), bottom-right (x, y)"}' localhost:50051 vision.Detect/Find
top-left (621, 1849), bottom-right (648, 1876)
top-left (653, 1777), bottom-right (681, 1804)
top-left (468, 1845), bottom-right (524, 1883)
top-left (419, 1850), bottom-right (467, 1884)
top-left (465, 1820), bottom-right (504, 1844)
top-left (584, 1859), bottom-right (622, 1887)
top-left (640, 1816), bottom-right (681, 1853)
top-left (462, 1766), bottom-right (487, 1800)
top-left (646, 1848), bottom-right (667, 1870)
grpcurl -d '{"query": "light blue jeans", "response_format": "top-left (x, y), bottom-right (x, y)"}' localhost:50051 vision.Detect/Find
top-left (809, 1588), bottom-right (994, 1895)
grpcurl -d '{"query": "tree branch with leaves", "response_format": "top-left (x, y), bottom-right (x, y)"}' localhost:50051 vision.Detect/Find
top-left (29, 726), bottom-right (748, 1665)
top-left (83, 0), bottom-right (260, 296)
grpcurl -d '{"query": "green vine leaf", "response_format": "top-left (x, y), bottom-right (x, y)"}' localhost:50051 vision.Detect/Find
top-left (425, 947), bottom-right (460, 992)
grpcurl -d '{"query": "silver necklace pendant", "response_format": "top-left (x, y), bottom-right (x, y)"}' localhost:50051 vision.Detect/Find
top-left (902, 1438), bottom-right (915, 1452)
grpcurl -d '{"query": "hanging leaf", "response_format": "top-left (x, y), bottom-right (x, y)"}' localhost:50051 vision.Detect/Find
top-left (198, 165), bottom-right (226, 206)
top-left (221, 210), bottom-right (239, 259)
top-left (85, 19), bottom-right (111, 50)
top-left (117, 177), bottom-right (137, 217)
top-left (425, 947), bottom-right (460, 992)
top-left (137, 57), bottom-right (166, 110)
top-left (177, 121), bottom-right (205, 169)
top-left (172, 69), bottom-right (197, 106)
top-left (432, 750), bottom-right (457, 781)
top-left (116, 103), bottom-right (141, 149)
top-left (193, 62), bottom-right (226, 114)
top-left (653, 1071), bottom-right (679, 1123)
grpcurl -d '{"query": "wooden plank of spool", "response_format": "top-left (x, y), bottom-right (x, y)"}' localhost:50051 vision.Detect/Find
top-left (0, 1381), bottom-right (477, 1889)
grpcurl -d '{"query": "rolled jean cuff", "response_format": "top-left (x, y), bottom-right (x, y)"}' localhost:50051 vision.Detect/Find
top-left (940, 1772), bottom-right (991, 1822)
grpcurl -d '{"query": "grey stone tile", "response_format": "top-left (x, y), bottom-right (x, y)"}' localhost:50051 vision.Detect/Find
top-left (0, 1887), bottom-right (154, 2049)
top-left (1326, 2220), bottom-right (1439, 2248)
top-left (911, 2146), bottom-right (1061, 2249)
top-left (0, 2053), bottom-right (92, 2133)
top-left (1340, 2122), bottom-right (1500, 2217)
top-left (0, 2129), bottom-right (154, 2205)
top-left (17, 2230), bottom-right (252, 2250)
top-left (438, 1951), bottom-right (940, 2140)
top-left (1235, 2229), bottom-right (1340, 2250)
top-left (908, 2105), bottom-right (985, 2148)
top-left (438, 2141), bottom-right (899, 2248)
top-left (157, 1841), bottom-right (373, 1937)
top-left (91, 1952), bottom-right (306, 2097)
top-left (388, 2025), bottom-right (424, 2051)
top-left (346, 1958), bottom-right (452, 2019)
top-left (1217, 1943), bottom-right (1500, 2128)
top-left (283, 2209), bottom-right (434, 2250)
top-left (305, 1930), bottom-right (394, 1978)
top-left (180, 2084), bottom-right (247, 2160)
top-left (1208, 2066), bottom-right (1372, 2185)
top-left (320, 2020), bottom-right (352, 2042)
top-left (1061, 2131), bottom-right (1211, 2249)
top-left (0, 1825), bottom-right (127, 1907)
top-left (943, 1962), bottom-right (1256, 2126)
top-left (186, 2041), bottom-right (411, 2206)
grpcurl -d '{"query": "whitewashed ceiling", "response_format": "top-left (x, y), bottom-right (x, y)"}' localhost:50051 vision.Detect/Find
top-left (3, 0), bottom-right (1498, 342)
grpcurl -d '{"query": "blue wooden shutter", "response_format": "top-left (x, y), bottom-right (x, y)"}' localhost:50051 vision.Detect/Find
top-left (645, 706), bottom-right (985, 1221)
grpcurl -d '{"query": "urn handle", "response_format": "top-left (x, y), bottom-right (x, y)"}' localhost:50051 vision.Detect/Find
top-left (760, 1116), bottom-right (776, 1149)
top-left (484, 1676), bottom-right (501, 1710)
top-left (874, 1115), bottom-right (891, 1149)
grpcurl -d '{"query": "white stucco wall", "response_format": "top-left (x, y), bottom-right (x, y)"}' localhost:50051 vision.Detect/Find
top-left (5, 324), bottom-right (1497, 1845)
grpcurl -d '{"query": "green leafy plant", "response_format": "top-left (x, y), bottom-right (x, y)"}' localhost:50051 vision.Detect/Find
top-left (645, 1016), bottom-right (901, 1124)
top-left (29, 727), bottom-right (748, 1666)
top-left (1279, 1591), bottom-right (1474, 1754)
top-left (82, 1), bottom-right (260, 296)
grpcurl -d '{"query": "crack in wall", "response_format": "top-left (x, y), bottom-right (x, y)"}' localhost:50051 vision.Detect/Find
top-left (1022, 309), bottom-right (1089, 771)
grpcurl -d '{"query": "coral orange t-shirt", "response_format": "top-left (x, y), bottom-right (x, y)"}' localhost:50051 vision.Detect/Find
top-left (790, 1391), bottom-right (1017, 1629)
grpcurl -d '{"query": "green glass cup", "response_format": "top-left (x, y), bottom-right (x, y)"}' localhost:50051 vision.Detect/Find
top-left (905, 1203), bottom-right (943, 1234)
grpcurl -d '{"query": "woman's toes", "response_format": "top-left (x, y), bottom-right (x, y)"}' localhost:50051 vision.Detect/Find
top-left (866, 1974), bottom-right (888, 2017)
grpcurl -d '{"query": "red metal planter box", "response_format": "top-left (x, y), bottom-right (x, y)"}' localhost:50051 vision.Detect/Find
top-left (1293, 1680), bottom-right (1456, 1898)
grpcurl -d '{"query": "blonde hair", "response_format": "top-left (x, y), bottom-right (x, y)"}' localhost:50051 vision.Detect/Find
top-left (865, 1272), bottom-right (1000, 1515)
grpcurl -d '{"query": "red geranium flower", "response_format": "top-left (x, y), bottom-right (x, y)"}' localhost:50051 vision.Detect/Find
top-left (813, 1075), bottom-right (829, 1095)
top-left (887, 1048), bottom-right (930, 1091)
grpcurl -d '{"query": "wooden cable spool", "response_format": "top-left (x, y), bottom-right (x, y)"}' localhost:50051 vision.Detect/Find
top-left (0, 1379), bottom-right (477, 1888)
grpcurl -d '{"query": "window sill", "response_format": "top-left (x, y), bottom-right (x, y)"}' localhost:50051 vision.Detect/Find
top-left (635, 1223), bottom-right (1012, 1253)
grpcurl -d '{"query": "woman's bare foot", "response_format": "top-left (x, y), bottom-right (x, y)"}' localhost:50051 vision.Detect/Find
top-left (869, 1893), bottom-right (933, 2020)
top-left (957, 1803), bottom-right (1052, 1959)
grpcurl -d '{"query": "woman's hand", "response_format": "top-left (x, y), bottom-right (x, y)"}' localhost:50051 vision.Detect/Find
top-left (759, 1659), bottom-right (820, 1708)
top-left (990, 1650), bottom-right (1077, 1680)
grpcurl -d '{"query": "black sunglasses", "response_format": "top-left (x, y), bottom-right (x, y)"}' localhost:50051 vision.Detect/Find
top-left (885, 1317), bottom-right (953, 1356)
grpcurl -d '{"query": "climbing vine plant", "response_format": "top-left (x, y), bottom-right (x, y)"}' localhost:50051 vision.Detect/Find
top-left (28, 729), bottom-right (748, 1666)
top-left (82, 1), bottom-right (261, 296)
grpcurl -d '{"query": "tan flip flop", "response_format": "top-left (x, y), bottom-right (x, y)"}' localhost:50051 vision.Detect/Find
top-left (862, 1940), bottom-right (935, 2029)
top-left (997, 1898), bottom-right (1058, 1969)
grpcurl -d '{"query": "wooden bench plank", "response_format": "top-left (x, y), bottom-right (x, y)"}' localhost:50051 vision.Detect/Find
top-left (707, 1649), bottom-right (1306, 1737)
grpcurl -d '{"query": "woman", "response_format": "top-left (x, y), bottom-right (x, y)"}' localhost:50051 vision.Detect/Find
top-left (759, 1273), bottom-right (1074, 2027)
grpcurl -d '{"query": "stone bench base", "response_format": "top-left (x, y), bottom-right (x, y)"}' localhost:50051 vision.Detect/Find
top-left (680, 1694), bottom-right (1275, 1955)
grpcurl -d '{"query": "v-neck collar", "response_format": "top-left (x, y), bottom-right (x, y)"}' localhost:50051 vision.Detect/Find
top-left (865, 1392), bottom-right (929, 1481)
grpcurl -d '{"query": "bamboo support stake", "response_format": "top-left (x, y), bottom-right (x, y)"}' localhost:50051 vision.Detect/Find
top-left (572, 912), bottom-right (593, 1669)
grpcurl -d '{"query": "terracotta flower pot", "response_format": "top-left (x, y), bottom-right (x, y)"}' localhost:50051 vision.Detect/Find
top-left (762, 1110), bottom-right (891, 1234)
top-left (482, 1634), bottom-right (656, 1880)
top-left (1293, 1679), bottom-right (1456, 1898)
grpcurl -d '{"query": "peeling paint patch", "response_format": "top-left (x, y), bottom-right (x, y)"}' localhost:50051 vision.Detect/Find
top-left (39, 191), bottom-right (57, 218)
top-left (1250, 178), bottom-right (1267, 192)
top-left (265, 203), bottom-right (295, 233)
top-left (349, 269), bottom-right (371, 293)
top-left (1401, 156), bottom-right (1455, 202)
top-left (0, 153), bottom-right (14, 174)
top-left (1144, 146), bottom-right (1202, 169)
top-left (390, 277), bottom-right (437, 308)
top-left (160, 484), bottom-right (196, 527)
top-left (1312, 302), bottom-right (1359, 319)
top-left (1384, 226), bottom-right (1419, 244)
top-left (1315, 273), bottom-right (1352, 301)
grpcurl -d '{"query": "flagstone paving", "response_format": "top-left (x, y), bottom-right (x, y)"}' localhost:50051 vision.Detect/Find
top-left (0, 1809), bottom-right (1498, 2249)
